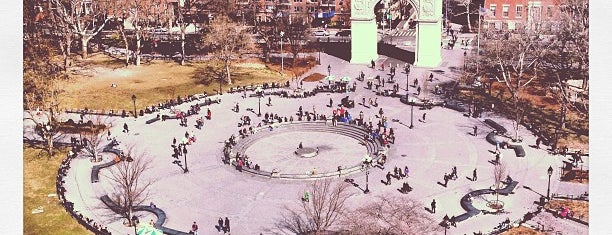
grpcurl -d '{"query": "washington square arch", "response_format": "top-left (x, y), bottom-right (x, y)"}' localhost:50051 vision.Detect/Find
top-left (350, 0), bottom-right (442, 67)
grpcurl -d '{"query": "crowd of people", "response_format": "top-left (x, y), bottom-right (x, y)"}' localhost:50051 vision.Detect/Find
top-left (57, 143), bottom-right (113, 235)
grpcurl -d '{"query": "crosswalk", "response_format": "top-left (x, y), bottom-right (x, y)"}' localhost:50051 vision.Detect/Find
top-left (391, 29), bottom-right (416, 37)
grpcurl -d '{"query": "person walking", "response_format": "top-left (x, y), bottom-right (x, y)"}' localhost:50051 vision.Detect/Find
top-left (381, 63), bottom-right (385, 71)
top-left (191, 221), bottom-right (199, 235)
top-left (473, 168), bottom-right (478, 181)
top-left (417, 86), bottom-right (421, 95)
top-left (386, 171), bottom-right (392, 185)
top-left (429, 73), bottom-right (434, 81)
top-left (431, 199), bottom-right (436, 213)
top-left (473, 125), bottom-right (478, 136)
top-left (224, 217), bottom-right (230, 233)
top-left (217, 217), bottom-right (224, 232)
top-left (452, 166), bottom-right (457, 180)
top-left (268, 97), bottom-right (272, 106)
top-left (422, 113), bottom-right (426, 122)
top-left (371, 60), bottom-right (375, 69)
top-left (123, 123), bottom-right (129, 133)
top-left (443, 173), bottom-right (449, 187)
top-left (329, 98), bottom-right (333, 107)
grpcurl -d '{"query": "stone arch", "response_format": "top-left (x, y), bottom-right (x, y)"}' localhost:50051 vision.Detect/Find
top-left (350, 0), bottom-right (441, 67)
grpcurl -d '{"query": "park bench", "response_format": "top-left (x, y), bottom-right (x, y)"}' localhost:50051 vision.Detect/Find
top-left (146, 117), bottom-right (160, 124)
top-left (444, 101), bottom-right (467, 112)
top-left (507, 144), bottom-right (526, 157)
top-left (484, 119), bottom-right (508, 134)
top-left (497, 180), bottom-right (519, 195)
top-left (485, 131), bottom-right (503, 145)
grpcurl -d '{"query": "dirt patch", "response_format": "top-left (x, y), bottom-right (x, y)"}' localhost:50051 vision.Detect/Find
top-left (501, 225), bottom-right (543, 235)
top-left (545, 199), bottom-right (589, 222)
top-left (303, 73), bottom-right (326, 82)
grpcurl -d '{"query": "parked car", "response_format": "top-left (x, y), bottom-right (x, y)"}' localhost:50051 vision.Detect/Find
top-left (335, 29), bottom-right (351, 37)
top-left (313, 30), bottom-right (329, 37)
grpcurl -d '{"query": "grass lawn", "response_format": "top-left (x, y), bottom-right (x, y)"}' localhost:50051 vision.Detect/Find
top-left (545, 199), bottom-right (589, 222)
top-left (500, 225), bottom-right (543, 235)
top-left (23, 147), bottom-right (92, 235)
top-left (59, 53), bottom-right (316, 112)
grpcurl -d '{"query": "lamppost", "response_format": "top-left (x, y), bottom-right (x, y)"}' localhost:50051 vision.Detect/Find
top-left (409, 100), bottom-right (414, 129)
top-left (546, 166), bottom-right (553, 200)
top-left (364, 159), bottom-right (371, 194)
top-left (327, 64), bottom-right (331, 76)
top-left (183, 146), bottom-right (189, 173)
top-left (280, 31), bottom-right (285, 76)
top-left (256, 87), bottom-right (263, 117)
top-left (131, 94), bottom-right (137, 118)
top-left (405, 65), bottom-right (410, 91)
top-left (317, 38), bottom-right (321, 65)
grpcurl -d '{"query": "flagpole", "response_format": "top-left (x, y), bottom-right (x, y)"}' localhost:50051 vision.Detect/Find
top-left (476, 4), bottom-right (482, 75)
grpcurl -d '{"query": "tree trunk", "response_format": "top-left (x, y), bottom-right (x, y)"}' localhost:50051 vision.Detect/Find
top-left (135, 36), bottom-right (141, 66)
top-left (466, 8), bottom-right (472, 31)
top-left (63, 36), bottom-right (72, 71)
top-left (225, 60), bottom-right (232, 84)
top-left (47, 134), bottom-right (54, 156)
top-left (180, 30), bottom-right (186, 66)
top-left (81, 36), bottom-right (91, 59)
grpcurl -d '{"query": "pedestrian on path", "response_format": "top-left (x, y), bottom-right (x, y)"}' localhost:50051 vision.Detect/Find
top-left (268, 97), bottom-right (272, 106)
top-left (371, 60), bottom-right (375, 69)
top-left (431, 199), bottom-right (436, 213)
top-left (329, 98), bottom-right (333, 107)
top-left (473, 125), bottom-right (478, 136)
top-left (382, 63), bottom-right (385, 71)
top-left (123, 123), bottom-right (129, 133)
top-left (473, 168), bottom-right (478, 181)
top-left (417, 86), bottom-right (421, 95)
top-left (386, 171), bottom-right (392, 185)
top-left (191, 221), bottom-right (199, 235)
top-left (422, 113), bottom-right (426, 122)
top-left (429, 73), bottom-right (434, 81)
top-left (217, 218), bottom-right (224, 232)
top-left (224, 217), bottom-right (230, 233)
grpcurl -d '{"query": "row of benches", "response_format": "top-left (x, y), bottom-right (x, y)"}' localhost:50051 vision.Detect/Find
top-left (227, 121), bottom-right (384, 179)
top-left (100, 195), bottom-right (190, 235)
top-left (484, 119), bottom-right (526, 158)
top-left (91, 142), bottom-right (123, 183)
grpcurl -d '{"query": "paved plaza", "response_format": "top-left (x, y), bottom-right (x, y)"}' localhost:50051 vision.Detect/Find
top-left (24, 43), bottom-right (589, 234)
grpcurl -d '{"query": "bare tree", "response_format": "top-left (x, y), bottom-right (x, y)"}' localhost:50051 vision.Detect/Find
top-left (339, 195), bottom-right (441, 234)
top-left (121, 0), bottom-right (163, 66)
top-left (493, 161), bottom-right (507, 204)
top-left (48, 0), bottom-right (110, 60)
top-left (202, 15), bottom-right (252, 85)
top-left (276, 179), bottom-right (353, 234)
top-left (80, 115), bottom-right (113, 162)
top-left (454, 0), bottom-right (477, 31)
top-left (539, 0), bottom-right (589, 121)
top-left (282, 17), bottom-right (308, 66)
top-left (478, 27), bottom-right (550, 141)
top-left (105, 146), bottom-right (154, 228)
top-left (23, 36), bottom-right (67, 156)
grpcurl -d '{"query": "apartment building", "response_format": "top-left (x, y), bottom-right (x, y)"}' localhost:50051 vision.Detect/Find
top-left (483, 0), bottom-right (559, 30)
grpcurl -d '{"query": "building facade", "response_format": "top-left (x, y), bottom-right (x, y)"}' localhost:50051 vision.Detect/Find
top-left (236, 0), bottom-right (351, 27)
top-left (483, 0), bottom-right (560, 31)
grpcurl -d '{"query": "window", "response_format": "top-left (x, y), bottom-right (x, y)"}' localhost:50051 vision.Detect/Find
top-left (489, 5), bottom-right (496, 17)
top-left (502, 5), bottom-right (509, 17)
top-left (516, 5), bottom-right (523, 18)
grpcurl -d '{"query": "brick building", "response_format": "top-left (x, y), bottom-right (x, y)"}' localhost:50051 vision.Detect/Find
top-left (483, 0), bottom-right (560, 30)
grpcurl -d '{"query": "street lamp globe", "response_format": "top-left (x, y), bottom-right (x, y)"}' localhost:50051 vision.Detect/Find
top-left (547, 166), bottom-right (553, 176)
